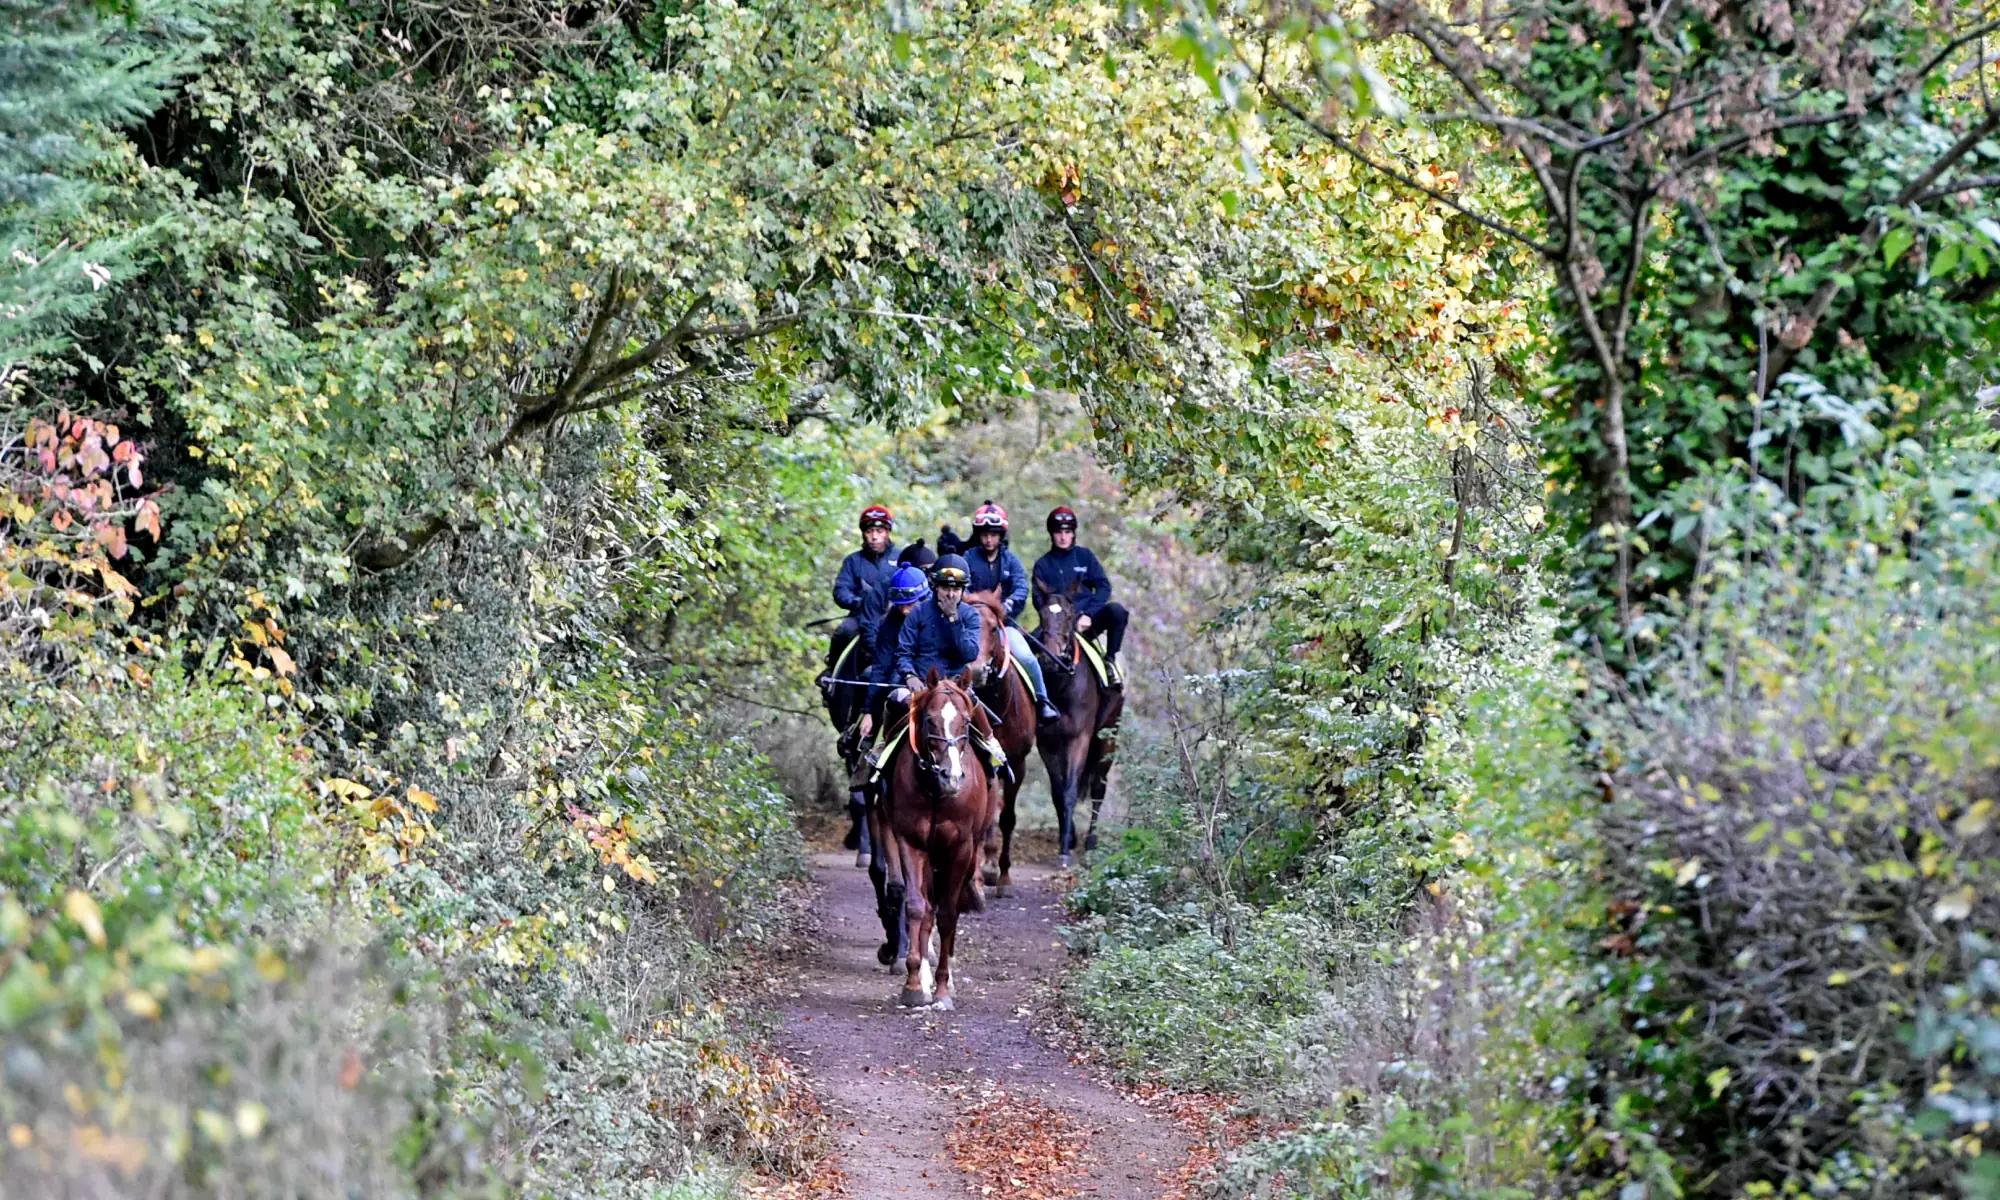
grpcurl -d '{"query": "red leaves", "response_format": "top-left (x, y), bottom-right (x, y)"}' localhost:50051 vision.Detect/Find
top-left (945, 1087), bottom-right (1088, 1199)
top-left (5, 410), bottom-right (163, 616)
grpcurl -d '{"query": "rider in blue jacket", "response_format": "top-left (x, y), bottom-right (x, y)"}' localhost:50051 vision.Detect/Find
top-left (1031, 506), bottom-right (1127, 686)
top-left (823, 504), bottom-right (900, 692)
top-left (888, 554), bottom-right (1002, 782)
top-left (965, 501), bottom-right (1060, 722)
top-left (894, 554), bottom-right (983, 687)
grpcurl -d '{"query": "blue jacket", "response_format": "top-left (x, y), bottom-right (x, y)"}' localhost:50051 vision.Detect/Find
top-left (865, 607), bottom-right (912, 705)
top-left (894, 599), bottom-right (983, 685)
top-left (966, 542), bottom-right (1029, 619)
top-left (1031, 545), bottom-right (1111, 617)
top-left (833, 544), bottom-right (901, 644)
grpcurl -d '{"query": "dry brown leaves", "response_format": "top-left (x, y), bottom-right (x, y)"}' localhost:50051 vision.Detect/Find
top-left (944, 1082), bottom-right (1090, 1199)
top-left (1122, 1082), bottom-right (1278, 1200)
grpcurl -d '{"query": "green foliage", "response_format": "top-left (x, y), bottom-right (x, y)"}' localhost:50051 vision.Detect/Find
top-left (0, 0), bottom-right (188, 362)
top-left (1571, 436), bottom-right (2000, 1196)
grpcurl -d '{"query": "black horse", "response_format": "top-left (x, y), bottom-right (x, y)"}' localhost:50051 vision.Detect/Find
top-left (1031, 586), bottom-right (1123, 866)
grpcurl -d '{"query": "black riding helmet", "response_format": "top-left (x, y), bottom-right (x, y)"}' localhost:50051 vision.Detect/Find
top-left (898, 539), bottom-right (937, 571)
top-left (932, 554), bottom-right (971, 588)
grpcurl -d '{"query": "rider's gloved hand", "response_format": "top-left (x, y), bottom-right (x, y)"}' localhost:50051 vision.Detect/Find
top-left (889, 686), bottom-right (912, 706)
top-left (1077, 613), bottom-right (1093, 631)
top-left (903, 675), bottom-right (924, 694)
top-left (859, 713), bottom-right (874, 737)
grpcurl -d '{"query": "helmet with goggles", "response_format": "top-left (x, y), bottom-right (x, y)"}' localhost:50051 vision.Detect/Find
top-left (932, 554), bottom-right (971, 589)
top-left (887, 565), bottom-right (932, 606)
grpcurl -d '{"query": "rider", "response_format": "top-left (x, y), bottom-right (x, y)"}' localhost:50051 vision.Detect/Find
top-left (964, 501), bottom-right (1061, 724)
top-left (856, 564), bottom-right (931, 746)
top-left (1031, 506), bottom-right (1127, 686)
top-left (890, 554), bottom-right (1002, 781)
top-left (825, 504), bottom-right (901, 694)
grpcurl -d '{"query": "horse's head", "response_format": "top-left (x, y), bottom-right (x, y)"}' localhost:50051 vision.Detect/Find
top-left (1035, 587), bottom-right (1082, 667)
top-left (962, 587), bottom-right (1009, 688)
top-left (912, 670), bottom-right (978, 797)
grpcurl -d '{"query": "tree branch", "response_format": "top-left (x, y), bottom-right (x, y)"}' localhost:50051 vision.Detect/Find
top-left (1264, 90), bottom-right (1559, 256)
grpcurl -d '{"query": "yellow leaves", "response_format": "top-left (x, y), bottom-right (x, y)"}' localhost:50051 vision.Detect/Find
top-left (321, 777), bottom-right (370, 801)
top-left (1955, 799), bottom-right (1993, 837)
top-left (1933, 885), bottom-right (1976, 922)
top-left (407, 788), bottom-right (439, 813)
top-left (1706, 1067), bottom-right (1732, 1098)
top-left (123, 989), bottom-right (162, 1019)
top-left (63, 890), bottom-right (105, 947)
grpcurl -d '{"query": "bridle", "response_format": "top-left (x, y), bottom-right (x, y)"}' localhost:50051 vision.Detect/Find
top-left (910, 683), bottom-right (974, 796)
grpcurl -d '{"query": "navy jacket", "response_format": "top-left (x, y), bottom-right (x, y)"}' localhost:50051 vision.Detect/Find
top-left (966, 542), bottom-right (1029, 619)
top-left (1031, 545), bottom-right (1111, 617)
top-left (865, 607), bottom-right (912, 705)
top-left (895, 599), bottom-right (984, 684)
top-left (833, 544), bottom-right (901, 644)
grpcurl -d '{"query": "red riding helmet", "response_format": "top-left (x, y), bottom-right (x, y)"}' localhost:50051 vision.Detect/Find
top-left (858, 504), bottom-right (894, 532)
top-left (1045, 506), bottom-right (1078, 533)
top-left (971, 500), bottom-right (1009, 531)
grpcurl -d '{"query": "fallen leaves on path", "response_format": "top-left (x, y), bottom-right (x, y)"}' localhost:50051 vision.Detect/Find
top-left (944, 1080), bottom-right (1089, 1198)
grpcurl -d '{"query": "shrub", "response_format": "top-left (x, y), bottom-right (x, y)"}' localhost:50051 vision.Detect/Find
top-left (1578, 508), bottom-right (2000, 1195)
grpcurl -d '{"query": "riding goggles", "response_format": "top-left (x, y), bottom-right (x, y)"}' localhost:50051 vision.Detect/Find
top-left (933, 566), bottom-right (970, 587)
top-left (889, 583), bottom-right (931, 604)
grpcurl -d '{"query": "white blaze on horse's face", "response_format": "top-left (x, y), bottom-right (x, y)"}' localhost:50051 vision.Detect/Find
top-left (940, 700), bottom-right (962, 785)
top-left (1047, 602), bottom-right (1062, 614)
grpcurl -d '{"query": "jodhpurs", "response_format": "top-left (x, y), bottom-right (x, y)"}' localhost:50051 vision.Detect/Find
top-left (1004, 626), bottom-right (1051, 702)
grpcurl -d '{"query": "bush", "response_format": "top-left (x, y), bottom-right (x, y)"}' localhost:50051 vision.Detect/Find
top-left (1577, 498), bottom-right (2000, 1195)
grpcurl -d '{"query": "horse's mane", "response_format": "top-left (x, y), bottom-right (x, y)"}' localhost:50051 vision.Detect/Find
top-left (963, 588), bottom-right (1006, 628)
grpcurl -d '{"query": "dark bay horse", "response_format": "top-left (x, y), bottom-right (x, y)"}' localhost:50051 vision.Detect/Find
top-left (965, 588), bottom-right (1035, 897)
top-left (1032, 590), bottom-right (1123, 867)
top-left (879, 672), bottom-right (993, 1009)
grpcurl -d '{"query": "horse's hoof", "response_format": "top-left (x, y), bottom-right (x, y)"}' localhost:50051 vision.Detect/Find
top-left (856, 848), bottom-right (871, 868)
top-left (1058, 852), bottom-right (1072, 869)
top-left (982, 865), bottom-right (999, 886)
top-left (877, 942), bottom-right (897, 967)
top-left (1084, 831), bottom-right (1098, 851)
top-left (899, 988), bottom-right (929, 1008)
top-left (931, 995), bottom-right (955, 1012)
top-left (964, 879), bottom-right (987, 914)
top-left (842, 825), bottom-right (862, 851)
top-left (993, 881), bottom-right (1013, 899)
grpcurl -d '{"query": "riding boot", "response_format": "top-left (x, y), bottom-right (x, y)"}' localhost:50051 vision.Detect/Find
top-left (1103, 651), bottom-right (1124, 689)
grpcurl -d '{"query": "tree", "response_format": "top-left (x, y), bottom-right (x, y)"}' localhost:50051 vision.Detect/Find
top-left (1156, 0), bottom-right (2000, 653)
top-left (0, 0), bottom-right (187, 368)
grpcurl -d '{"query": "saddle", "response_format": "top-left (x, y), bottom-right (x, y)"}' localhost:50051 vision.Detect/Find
top-left (1076, 634), bottom-right (1115, 689)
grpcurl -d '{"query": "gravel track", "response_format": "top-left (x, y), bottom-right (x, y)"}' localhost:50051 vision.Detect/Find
top-left (775, 848), bottom-right (1189, 1198)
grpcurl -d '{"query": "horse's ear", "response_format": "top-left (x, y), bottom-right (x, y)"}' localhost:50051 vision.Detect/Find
top-left (926, 666), bottom-right (942, 688)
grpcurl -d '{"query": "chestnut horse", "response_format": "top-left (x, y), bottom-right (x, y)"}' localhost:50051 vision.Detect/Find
top-left (1031, 589), bottom-right (1123, 867)
top-left (965, 588), bottom-right (1036, 897)
top-left (878, 672), bottom-right (993, 1009)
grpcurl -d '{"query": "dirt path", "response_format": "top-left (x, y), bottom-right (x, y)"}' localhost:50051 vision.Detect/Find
top-left (774, 847), bottom-right (1189, 1198)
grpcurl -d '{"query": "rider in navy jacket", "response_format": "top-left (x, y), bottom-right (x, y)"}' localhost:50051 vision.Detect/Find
top-left (894, 557), bottom-right (984, 686)
top-left (1031, 506), bottom-right (1127, 680)
top-left (966, 534), bottom-right (1029, 619)
top-left (833, 511), bottom-right (902, 650)
top-left (1030, 543), bottom-right (1111, 618)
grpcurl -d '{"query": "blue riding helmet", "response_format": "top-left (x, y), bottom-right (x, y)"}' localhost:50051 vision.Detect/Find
top-left (887, 564), bottom-right (932, 605)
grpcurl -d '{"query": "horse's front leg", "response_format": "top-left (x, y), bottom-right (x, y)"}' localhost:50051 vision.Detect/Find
top-left (898, 845), bottom-right (931, 1007)
top-left (932, 839), bottom-right (976, 1012)
top-left (996, 778), bottom-right (1018, 897)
